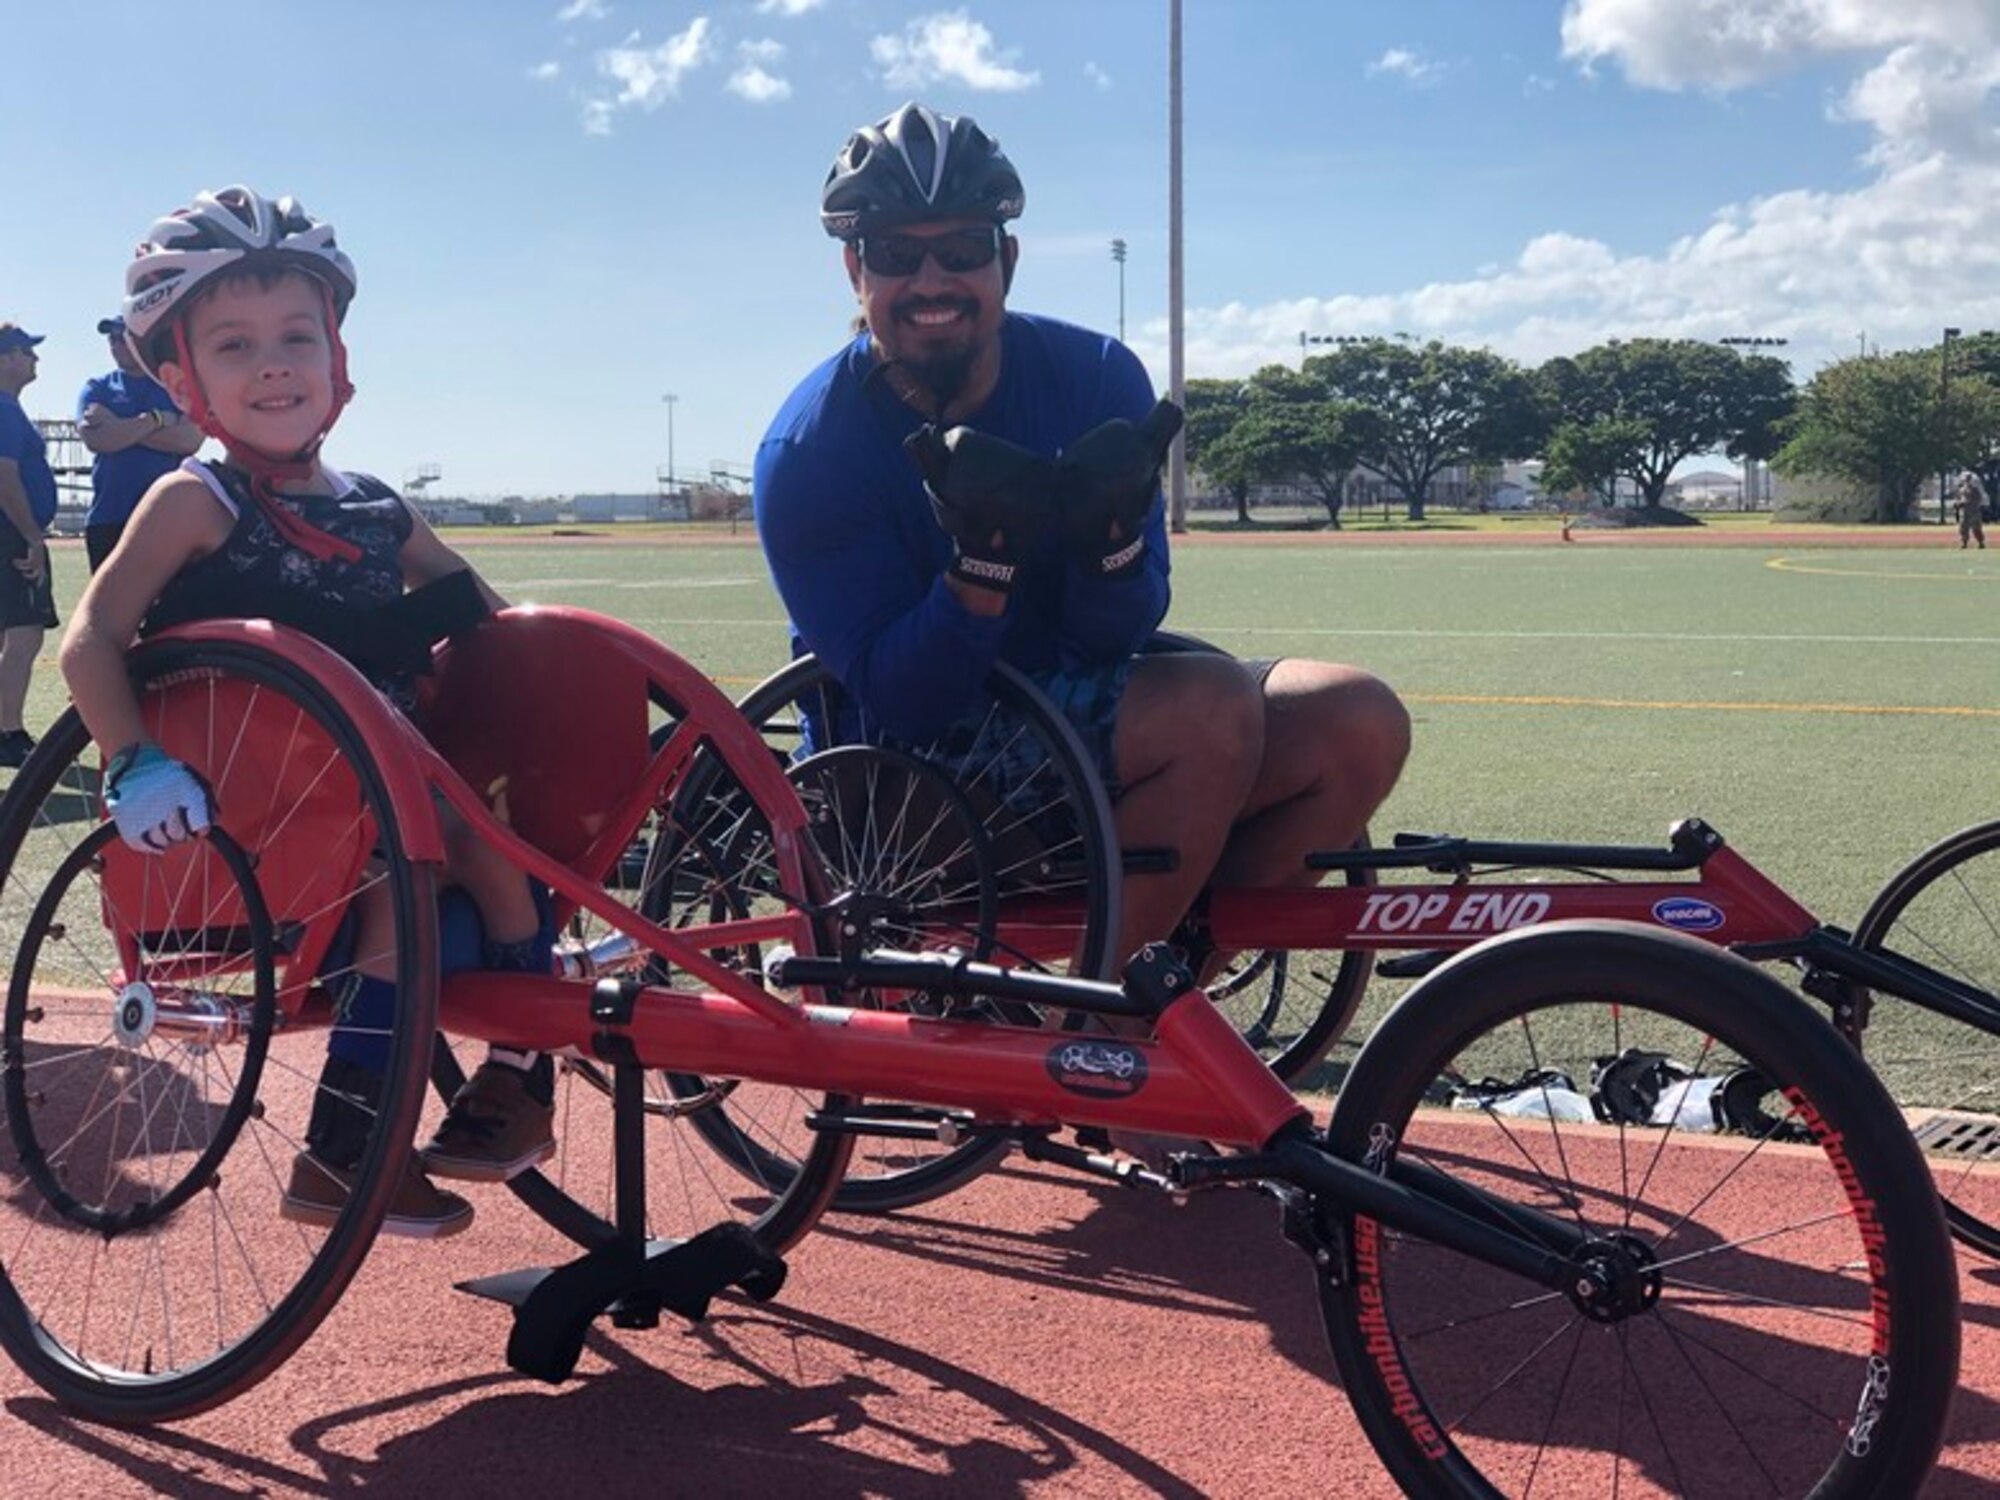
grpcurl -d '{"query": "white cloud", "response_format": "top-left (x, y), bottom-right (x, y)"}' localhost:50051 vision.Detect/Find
top-left (871, 10), bottom-right (1039, 92)
top-left (1144, 1), bottom-right (1990, 388)
top-left (529, 60), bottom-right (561, 81)
top-left (1084, 61), bottom-right (1112, 90)
top-left (730, 65), bottom-right (791, 102)
top-left (556, 0), bottom-right (608, 22)
top-left (1150, 153), bottom-right (2000, 385)
top-left (1366, 48), bottom-right (1445, 87)
top-left (585, 17), bottom-right (714, 129)
top-left (756, 0), bottom-right (823, 14)
top-left (1560, 0), bottom-right (2000, 89)
top-left (728, 37), bottom-right (791, 101)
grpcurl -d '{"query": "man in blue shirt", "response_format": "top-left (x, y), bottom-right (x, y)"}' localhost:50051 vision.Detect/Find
top-left (76, 315), bottom-right (201, 570)
top-left (756, 104), bottom-right (1411, 980)
top-left (0, 322), bottom-right (61, 765)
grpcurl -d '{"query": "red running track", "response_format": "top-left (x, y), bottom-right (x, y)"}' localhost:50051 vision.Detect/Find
top-left (1, 1151), bottom-right (1997, 1498)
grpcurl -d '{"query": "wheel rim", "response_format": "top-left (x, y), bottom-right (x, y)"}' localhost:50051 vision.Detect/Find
top-left (1320, 934), bottom-right (1954, 1497)
top-left (0, 643), bottom-right (435, 1418)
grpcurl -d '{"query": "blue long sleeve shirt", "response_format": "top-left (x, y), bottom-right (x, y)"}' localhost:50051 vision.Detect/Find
top-left (755, 313), bottom-right (1170, 741)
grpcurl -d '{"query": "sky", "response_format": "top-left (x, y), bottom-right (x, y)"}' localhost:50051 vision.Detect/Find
top-left (4, 0), bottom-right (1998, 497)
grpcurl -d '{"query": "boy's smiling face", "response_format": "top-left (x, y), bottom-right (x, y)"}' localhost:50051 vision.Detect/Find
top-left (161, 270), bottom-right (335, 457)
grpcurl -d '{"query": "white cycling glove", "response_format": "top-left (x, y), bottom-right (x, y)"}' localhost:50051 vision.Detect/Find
top-left (105, 743), bottom-right (213, 854)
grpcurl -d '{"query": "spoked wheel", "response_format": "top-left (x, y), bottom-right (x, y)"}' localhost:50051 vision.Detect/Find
top-left (1852, 817), bottom-right (2000, 1257)
top-left (1318, 921), bottom-right (1958, 1499)
top-left (0, 638), bottom-right (437, 1423)
top-left (707, 653), bottom-right (1121, 1213)
top-left (431, 683), bottom-right (855, 1255)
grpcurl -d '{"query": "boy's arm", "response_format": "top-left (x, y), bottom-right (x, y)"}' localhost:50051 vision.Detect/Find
top-left (400, 509), bottom-right (509, 611)
top-left (60, 474), bottom-right (231, 755)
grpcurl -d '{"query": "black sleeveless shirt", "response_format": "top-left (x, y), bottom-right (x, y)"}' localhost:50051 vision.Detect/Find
top-left (144, 460), bottom-right (433, 703)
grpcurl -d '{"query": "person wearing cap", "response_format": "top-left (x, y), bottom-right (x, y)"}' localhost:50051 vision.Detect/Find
top-left (76, 315), bottom-right (201, 570)
top-left (0, 322), bottom-right (59, 766)
top-left (754, 104), bottom-right (1410, 994)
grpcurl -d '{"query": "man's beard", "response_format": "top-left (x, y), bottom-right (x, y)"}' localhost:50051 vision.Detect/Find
top-left (882, 294), bottom-right (984, 415)
top-left (899, 344), bottom-right (979, 414)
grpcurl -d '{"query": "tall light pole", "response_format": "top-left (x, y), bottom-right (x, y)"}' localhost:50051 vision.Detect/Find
top-left (1940, 327), bottom-right (1962, 525)
top-left (1110, 238), bottom-right (1127, 343)
top-left (661, 393), bottom-right (678, 492)
top-left (1719, 336), bottom-right (1789, 509)
top-left (1298, 332), bottom-right (1337, 370)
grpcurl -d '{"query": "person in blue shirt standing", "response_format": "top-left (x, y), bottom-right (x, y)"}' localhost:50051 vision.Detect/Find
top-left (76, 314), bottom-right (202, 570)
top-left (755, 104), bottom-right (1411, 992)
top-left (0, 322), bottom-right (59, 766)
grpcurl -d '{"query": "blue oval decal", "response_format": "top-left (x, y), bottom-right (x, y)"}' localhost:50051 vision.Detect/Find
top-left (1653, 897), bottom-right (1725, 932)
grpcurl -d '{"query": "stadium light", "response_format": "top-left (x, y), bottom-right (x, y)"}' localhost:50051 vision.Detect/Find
top-left (1110, 239), bottom-right (1127, 343)
top-left (1298, 332), bottom-right (1339, 370)
top-left (661, 394), bottom-right (678, 491)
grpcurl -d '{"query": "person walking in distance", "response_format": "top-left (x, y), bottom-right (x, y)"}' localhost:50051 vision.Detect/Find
top-left (1955, 474), bottom-right (1986, 551)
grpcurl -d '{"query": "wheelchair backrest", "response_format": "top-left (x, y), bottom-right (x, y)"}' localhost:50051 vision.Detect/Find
top-left (417, 609), bottom-right (652, 877)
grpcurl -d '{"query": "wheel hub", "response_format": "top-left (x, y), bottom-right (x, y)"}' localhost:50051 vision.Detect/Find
top-left (1566, 1233), bottom-right (1663, 1323)
top-left (112, 982), bottom-right (158, 1049)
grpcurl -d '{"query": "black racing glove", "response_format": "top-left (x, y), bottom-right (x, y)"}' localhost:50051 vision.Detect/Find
top-left (904, 424), bottom-right (1056, 596)
top-left (1055, 399), bottom-right (1184, 579)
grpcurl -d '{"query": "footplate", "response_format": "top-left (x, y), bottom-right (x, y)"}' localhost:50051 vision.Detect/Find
top-left (457, 1221), bottom-right (786, 1384)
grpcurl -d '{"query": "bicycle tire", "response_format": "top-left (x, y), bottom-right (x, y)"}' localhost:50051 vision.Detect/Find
top-left (1319, 920), bottom-right (1959, 1498)
top-left (0, 637), bottom-right (437, 1422)
top-left (710, 654), bottom-right (1120, 1214)
top-left (1851, 817), bottom-right (2000, 1258)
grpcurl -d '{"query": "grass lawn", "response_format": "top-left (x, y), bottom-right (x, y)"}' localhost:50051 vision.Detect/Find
top-left (14, 527), bottom-right (1996, 1105)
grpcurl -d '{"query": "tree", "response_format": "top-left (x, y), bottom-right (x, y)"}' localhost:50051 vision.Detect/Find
top-left (1538, 340), bottom-right (1795, 508)
top-left (1180, 377), bottom-right (1257, 521)
top-left (1243, 367), bottom-right (1378, 527)
top-left (1775, 351), bottom-right (2000, 523)
top-left (1310, 339), bottom-right (1540, 520)
top-left (1539, 418), bottom-right (1649, 507)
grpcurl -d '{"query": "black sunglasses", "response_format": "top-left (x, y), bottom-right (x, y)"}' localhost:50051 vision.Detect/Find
top-left (858, 227), bottom-right (1002, 278)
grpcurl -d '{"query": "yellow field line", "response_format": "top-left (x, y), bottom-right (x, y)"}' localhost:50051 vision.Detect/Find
top-left (1410, 692), bottom-right (2000, 718)
top-left (1767, 556), bottom-right (1998, 580)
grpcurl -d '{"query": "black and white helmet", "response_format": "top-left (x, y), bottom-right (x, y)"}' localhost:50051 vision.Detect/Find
top-left (123, 186), bottom-right (357, 376)
top-left (821, 102), bottom-right (1024, 240)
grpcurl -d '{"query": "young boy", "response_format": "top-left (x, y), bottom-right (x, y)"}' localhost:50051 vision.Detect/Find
top-left (61, 187), bottom-right (559, 1237)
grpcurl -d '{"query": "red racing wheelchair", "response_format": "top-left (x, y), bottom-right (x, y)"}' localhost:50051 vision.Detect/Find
top-left (0, 606), bottom-right (1960, 1497)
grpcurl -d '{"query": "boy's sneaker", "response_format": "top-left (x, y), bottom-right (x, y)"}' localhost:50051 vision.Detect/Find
top-left (0, 731), bottom-right (31, 769)
top-left (419, 1062), bottom-right (557, 1182)
top-left (280, 1151), bottom-right (474, 1238)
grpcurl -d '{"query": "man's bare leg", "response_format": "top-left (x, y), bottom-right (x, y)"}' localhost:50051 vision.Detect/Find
top-left (1107, 652), bottom-right (1265, 965)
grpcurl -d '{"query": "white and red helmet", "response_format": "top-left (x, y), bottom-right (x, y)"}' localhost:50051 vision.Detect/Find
top-left (123, 186), bottom-right (356, 378)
